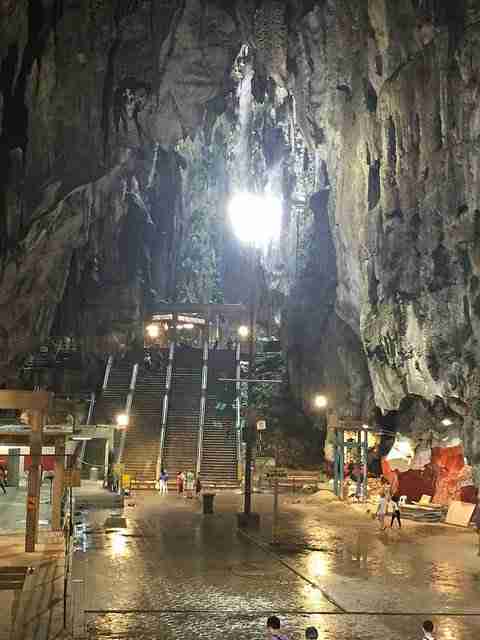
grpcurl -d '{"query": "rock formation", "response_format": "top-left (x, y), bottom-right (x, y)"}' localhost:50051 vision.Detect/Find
top-left (1, 1), bottom-right (479, 481)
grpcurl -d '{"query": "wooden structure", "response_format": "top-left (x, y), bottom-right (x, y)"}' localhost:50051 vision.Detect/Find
top-left (0, 391), bottom-right (74, 552)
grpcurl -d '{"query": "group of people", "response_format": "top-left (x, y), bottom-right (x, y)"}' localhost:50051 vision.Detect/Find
top-left (376, 477), bottom-right (402, 530)
top-left (267, 616), bottom-right (436, 639)
top-left (157, 468), bottom-right (202, 498)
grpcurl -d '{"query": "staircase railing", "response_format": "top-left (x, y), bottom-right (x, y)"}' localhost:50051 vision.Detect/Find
top-left (86, 391), bottom-right (95, 425)
top-left (235, 341), bottom-right (242, 480)
top-left (195, 339), bottom-right (209, 477)
top-left (117, 363), bottom-right (138, 464)
top-left (102, 355), bottom-right (113, 390)
top-left (157, 341), bottom-right (175, 476)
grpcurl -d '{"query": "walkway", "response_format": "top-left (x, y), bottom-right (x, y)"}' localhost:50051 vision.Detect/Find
top-left (71, 490), bottom-right (480, 639)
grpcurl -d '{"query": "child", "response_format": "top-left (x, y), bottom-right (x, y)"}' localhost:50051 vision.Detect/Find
top-left (390, 494), bottom-right (402, 528)
top-left (376, 490), bottom-right (387, 530)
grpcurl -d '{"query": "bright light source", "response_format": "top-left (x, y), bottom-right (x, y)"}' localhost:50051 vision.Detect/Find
top-left (146, 324), bottom-right (159, 339)
top-left (177, 323), bottom-right (194, 330)
top-left (441, 418), bottom-right (453, 426)
top-left (116, 413), bottom-right (129, 428)
top-left (362, 424), bottom-right (369, 430)
top-left (238, 325), bottom-right (250, 339)
top-left (72, 436), bottom-right (93, 441)
top-left (228, 191), bottom-right (282, 246)
top-left (314, 394), bottom-right (328, 409)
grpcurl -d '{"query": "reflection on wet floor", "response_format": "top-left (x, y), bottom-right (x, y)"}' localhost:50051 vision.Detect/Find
top-left (72, 496), bottom-right (480, 639)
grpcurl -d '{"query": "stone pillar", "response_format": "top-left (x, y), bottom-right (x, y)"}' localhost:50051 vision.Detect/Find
top-left (51, 437), bottom-right (65, 531)
top-left (7, 448), bottom-right (20, 487)
top-left (25, 411), bottom-right (43, 552)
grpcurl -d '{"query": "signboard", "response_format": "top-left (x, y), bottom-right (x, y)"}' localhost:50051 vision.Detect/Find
top-left (257, 420), bottom-right (266, 431)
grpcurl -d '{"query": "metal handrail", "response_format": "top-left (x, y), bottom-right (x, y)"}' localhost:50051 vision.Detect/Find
top-left (158, 341), bottom-right (175, 475)
top-left (117, 363), bottom-right (138, 464)
top-left (195, 339), bottom-right (209, 477)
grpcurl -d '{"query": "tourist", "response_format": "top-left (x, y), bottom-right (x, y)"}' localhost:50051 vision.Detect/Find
top-left (159, 468), bottom-right (168, 495)
top-left (305, 627), bottom-right (318, 640)
top-left (376, 490), bottom-right (387, 530)
top-left (0, 465), bottom-right (6, 494)
top-left (266, 616), bottom-right (289, 639)
top-left (390, 494), bottom-right (402, 528)
top-left (421, 620), bottom-right (435, 639)
top-left (176, 471), bottom-right (184, 495)
top-left (195, 475), bottom-right (202, 497)
top-left (184, 470), bottom-right (195, 498)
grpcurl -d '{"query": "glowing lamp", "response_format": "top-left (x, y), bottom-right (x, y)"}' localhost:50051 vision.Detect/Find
top-left (441, 418), bottom-right (453, 427)
top-left (238, 325), bottom-right (250, 339)
top-left (314, 394), bottom-right (328, 409)
top-left (116, 413), bottom-right (129, 428)
top-left (146, 324), bottom-right (159, 339)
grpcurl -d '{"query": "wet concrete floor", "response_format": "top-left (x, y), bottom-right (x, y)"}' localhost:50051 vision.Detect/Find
top-left (72, 491), bottom-right (480, 639)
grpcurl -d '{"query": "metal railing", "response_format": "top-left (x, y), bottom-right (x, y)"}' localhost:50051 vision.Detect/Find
top-left (195, 339), bottom-right (209, 477)
top-left (157, 341), bottom-right (175, 475)
top-left (117, 363), bottom-right (138, 464)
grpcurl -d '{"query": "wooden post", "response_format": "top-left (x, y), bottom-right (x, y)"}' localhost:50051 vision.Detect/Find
top-left (52, 437), bottom-right (65, 531)
top-left (25, 410), bottom-right (43, 552)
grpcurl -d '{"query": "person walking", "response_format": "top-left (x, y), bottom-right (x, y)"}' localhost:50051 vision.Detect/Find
top-left (0, 465), bottom-right (6, 495)
top-left (421, 620), bottom-right (435, 639)
top-left (195, 475), bottom-right (202, 497)
top-left (176, 471), bottom-right (184, 495)
top-left (390, 493), bottom-right (402, 528)
top-left (159, 468), bottom-right (169, 495)
top-left (267, 616), bottom-right (289, 639)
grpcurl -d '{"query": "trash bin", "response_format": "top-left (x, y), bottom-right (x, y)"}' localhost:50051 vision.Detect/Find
top-left (202, 493), bottom-right (215, 515)
top-left (89, 467), bottom-right (99, 481)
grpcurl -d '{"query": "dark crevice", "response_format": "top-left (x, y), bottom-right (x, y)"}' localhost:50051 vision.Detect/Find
top-left (101, 36), bottom-right (121, 160)
top-left (368, 160), bottom-right (381, 211)
top-left (387, 116), bottom-right (397, 169)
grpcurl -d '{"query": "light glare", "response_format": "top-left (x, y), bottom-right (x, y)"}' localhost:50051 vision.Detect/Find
top-left (314, 394), bottom-right (328, 409)
top-left (146, 323), bottom-right (160, 339)
top-left (238, 325), bottom-right (250, 338)
top-left (228, 191), bottom-right (282, 245)
top-left (116, 413), bottom-right (129, 428)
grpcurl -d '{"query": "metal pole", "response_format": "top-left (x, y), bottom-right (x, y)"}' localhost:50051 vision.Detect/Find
top-left (272, 472), bottom-right (279, 544)
top-left (244, 246), bottom-right (257, 516)
top-left (363, 429), bottom-right (368, 501)
top-left (25, 410), bottom-right (43, 553)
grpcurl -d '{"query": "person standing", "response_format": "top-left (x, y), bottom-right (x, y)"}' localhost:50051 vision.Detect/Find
top-left (266, 616), bottom-right (289, 639)
top-left (176, 471), bottom-right (184, 495)
top-left (184, 470), bottom-right (194, 498)
top-left (390, 494), bottom-right (402, 528)
top-left (376, 490), bottom-right (387, 530)
top-left (159, 468), bottom-right (168, 495)
top-left (0, 465), bottom-right (6, 495)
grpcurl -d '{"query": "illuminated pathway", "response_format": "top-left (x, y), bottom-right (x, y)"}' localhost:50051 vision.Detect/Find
top-left (72, 491), bottom-right (480, 639)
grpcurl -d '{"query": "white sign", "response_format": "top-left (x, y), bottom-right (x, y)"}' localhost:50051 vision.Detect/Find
top-left (257, 420), bottom-right (266, 431)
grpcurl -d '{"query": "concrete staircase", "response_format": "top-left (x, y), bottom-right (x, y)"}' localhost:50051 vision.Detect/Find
top-left (92, 360), bottom-right (133, 425)
top-left (201, 350), bottom-right (238, 486)
top-left (123, 357), bottom-right (167, 490)
top-left (162, 348), bottom-right (202, 481)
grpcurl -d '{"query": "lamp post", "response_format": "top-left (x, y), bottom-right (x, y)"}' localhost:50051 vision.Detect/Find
top-left (228, 190), bottom-right (282, 521)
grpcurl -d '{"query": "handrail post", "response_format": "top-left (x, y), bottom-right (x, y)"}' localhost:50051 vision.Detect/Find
top-left (195, 337), bottom-right (209, 478)
top-left (157, 339), bottom-right (175, 477)
top-left (235, 340), bottom-right (242, 481)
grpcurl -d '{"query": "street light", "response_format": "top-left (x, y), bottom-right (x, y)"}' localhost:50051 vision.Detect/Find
top-left (116, 413), bottom-right (129, 428)
top-left (441, 418), bottom-right (453, 427)
top-left (146, 324), bottom-right (159, 339)
top-left (238, 325), bottom-right (250, 339)
top-left (314, 394), bottom-right (328, 410)
top-left (228, 190), bottom-right (282, 521)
